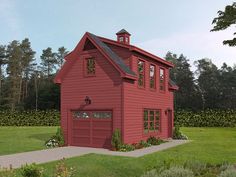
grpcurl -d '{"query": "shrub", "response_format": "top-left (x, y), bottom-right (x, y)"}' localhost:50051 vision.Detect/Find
top-left (53, 159), bottom-right (76, 177)
top-left (172, 126), bottom-right (188, 140)
top-left (218, 167), bottom-right (236, 177)
top-left (111, 129), bottom-right (121, 150)
top-left (0, 110), bottom-right (60, 126)
top-left (20, 163), bottom-right (43, 177)
top-left (158, 167), bottom-right (194, 177)
top-left (45, 127), bottom-right (64, 148)
top-left (139, 140), bottom-right (152, 148)
top-left (147, 136), bottom-right (164, 145)
top-left (141, 167), bottom-right (194, 177)
top-left (119, 144), bottom-right (135, 152)
top-left (141, 169), bottom-right (158, 177)
top-left (0, 166), bottom-right (16, 177)
top-left (175, 109), bottom-right (236, 127)
top-left (183, 160), bottom-right (207, 176)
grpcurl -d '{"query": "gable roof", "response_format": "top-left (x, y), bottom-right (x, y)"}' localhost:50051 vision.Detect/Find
top-left (87, 33), bottom-right (136, 76)
top-left (54, 32), bottom-right (136, 84)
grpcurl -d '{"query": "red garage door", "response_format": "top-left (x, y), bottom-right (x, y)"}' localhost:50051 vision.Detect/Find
top-left (71, 110), bottom-right (112, 148)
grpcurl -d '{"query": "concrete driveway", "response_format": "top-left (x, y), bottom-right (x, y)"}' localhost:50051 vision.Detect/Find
top-left (0, 140), bottom-right (189, 168)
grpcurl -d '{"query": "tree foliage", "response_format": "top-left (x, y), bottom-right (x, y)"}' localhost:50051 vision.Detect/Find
top-left (211, 2), bottom-right (236, 46)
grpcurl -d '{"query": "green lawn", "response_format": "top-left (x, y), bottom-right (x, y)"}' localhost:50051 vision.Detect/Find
top-left (1, 127), bottom-right (236, 177)
top-left (0, 126), bottom-right (57, 155)
top-left (39, 127), bottom-right (236, 177)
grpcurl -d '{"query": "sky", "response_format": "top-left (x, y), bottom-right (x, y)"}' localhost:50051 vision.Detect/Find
top-left (0, 0), bottom-right (235, 69)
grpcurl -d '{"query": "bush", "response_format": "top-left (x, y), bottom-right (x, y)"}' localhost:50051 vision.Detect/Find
top-left (139, 140), bottom-right (152, 148)
top-left (0, 110), bottom-right (60, 126)
top-left (147, 136), bottom-right (164, 145)
top-left (53, 159), bottom-right (76, 177)
top-left (175, 109), bottom-right (236, 127)
top-left (158, 167), bottom-right (194, 177)
top-left (183, 160), bottom-right (207, 176)
top-left (119, 144), bottom-right (135, 152)
top-left (20, 163), bottom-right (43, 177)
top-left (142, 167), bottom-right (194, 177)
top-left (218, 166), bottom-right (236, 177)
top-left (45, 127), bottom-right (64, 148)
top-left (111, 129), bottom-right (121, 150)
top-left (0, 166), bottom-right (16, 177)
top-left (172, 126), bottom-right (188, 140)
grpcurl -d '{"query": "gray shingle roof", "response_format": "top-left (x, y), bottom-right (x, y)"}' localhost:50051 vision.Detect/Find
top-left (88, 32), bottom-right (136, 77)
top-left (116, 29), bottom-right (131, 35)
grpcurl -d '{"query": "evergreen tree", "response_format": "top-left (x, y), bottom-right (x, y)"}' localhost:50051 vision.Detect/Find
top-left (56, 47), bottom-right (68, 69)
top-left (40, 47), bottom-right (57, 77)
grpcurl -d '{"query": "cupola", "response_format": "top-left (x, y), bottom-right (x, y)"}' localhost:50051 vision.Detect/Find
top-left (116, 29), bottom-right (131, 45)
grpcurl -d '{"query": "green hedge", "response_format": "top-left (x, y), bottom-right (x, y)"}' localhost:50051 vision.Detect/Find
top-left (0, 109), bottom-right (235, 127)
top-left (0, 110), bottom-right (60, 126)
top-left (175, 109), bottom-right (236, 127)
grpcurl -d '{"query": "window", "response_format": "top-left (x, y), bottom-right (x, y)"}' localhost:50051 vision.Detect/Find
top-left (86, 58), bottom-right (95, 76)
top-left (138, 60), bottom-right (145, 87)
top-left (143, 109), bottom-right (161, 134)
top-left (73, 111), bottom-right (112, 119)
top-left (125, 37), bottom-right (129, 43)
top-left (150, 64), bottom-right (156, 89)
top-left (119, 37), bottom-right (124, 42)
top-left (160, 68), bottom-right (165, 91)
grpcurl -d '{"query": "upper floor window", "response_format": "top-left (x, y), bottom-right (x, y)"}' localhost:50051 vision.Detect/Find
top-left (160, 68), bottom-right (165, 91)
top-left (86, 58), bottom-right (95, 76)
top-left (119, 37), bottom-right (124, 42)
top-left (125, 37), bottom-right (129, 43)
top-left (150, 64), bottom-right (156, 89)
top-left (138, 60), bottom-right (145, 87)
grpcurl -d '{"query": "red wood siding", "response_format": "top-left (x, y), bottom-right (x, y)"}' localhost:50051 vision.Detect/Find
top-left (60, 49), bottom-right (122, 145)
top-left (122, 55), bottom-right (174, 144)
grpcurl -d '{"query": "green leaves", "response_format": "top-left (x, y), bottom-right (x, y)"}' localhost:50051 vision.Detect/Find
top-left (0, 110), bottom-right (60, 126)
top-left (175, 110), bottom-right (236, 127)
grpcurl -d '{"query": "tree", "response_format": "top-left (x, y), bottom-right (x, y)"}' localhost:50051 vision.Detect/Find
top-left (6, 40), bottom-right (22, 110)
top-left (194, 59), bottom-right (221, 109)
top-left (0, 45), bottom-right (7, 97)
top-left (165, 52), bottom-right (201, 110)
top-left (40, 47), bottom-right (57, 77)
top-left (211, 2), bottom-right (236, 46)
top-left (56, 47), bottom-right (68, 69)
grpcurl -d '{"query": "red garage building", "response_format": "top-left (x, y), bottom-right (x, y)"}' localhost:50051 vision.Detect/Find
top-left (54, 29), bottom-right (178, 148)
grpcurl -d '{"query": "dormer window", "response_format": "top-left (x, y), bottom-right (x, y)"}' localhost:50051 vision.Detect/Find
top-left (125, 37), bottom-right (129, 43)
top-left (86, 58), bottom-right (95, 76)
top-left (138, 60), bottom-right (145, 87)
top-left (119, 37), bottom-right (124, 42)
top-left (150, 64), bottom-right (156, 89)
top-left (160, 68), bottom-right (165, 91)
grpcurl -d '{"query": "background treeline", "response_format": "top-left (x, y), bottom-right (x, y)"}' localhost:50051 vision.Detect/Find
top-left (0, 38), bottom-right (68, 111)
top-left (0, 39), bottom-right (236, 111)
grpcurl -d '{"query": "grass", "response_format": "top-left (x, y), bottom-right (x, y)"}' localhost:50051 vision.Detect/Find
top-left (37, 127), bottom-right (235, 177)
top-left (0, 126), bottom-right (57, 155)
top-left (0, 127), bottom-right (235, 177)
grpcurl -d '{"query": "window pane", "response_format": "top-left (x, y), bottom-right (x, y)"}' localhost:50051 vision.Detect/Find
top-left (93, 112), bottom-right (112, 119)
top-left (138, 74), bottom-right (144, 86)
top-left (73, 111), bottom-right (90, 119)
top-left (155, 111), bottom-right (160, 121)
top-left (160, 68), bottom-right (165, 90)
top-left (144, 110), bottom-right (148, 121)
top-left (138, 61), bottom-right (144, 73)
top-left (87, 58), bottom-right (95, 75)
top-left (155, 121), bottom-right (159, 130)
top-left (150, 111), bottom-right (154, 121)
top-left (149, 121), bottom-right (154, 130)
top-left (144, 121), bottom-right (148, 133)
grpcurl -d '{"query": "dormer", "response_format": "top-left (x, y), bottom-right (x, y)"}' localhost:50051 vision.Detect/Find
top-left (116, 29), bottom-right (131, 45)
